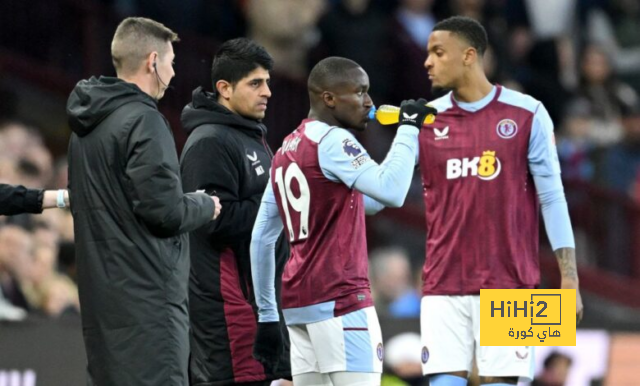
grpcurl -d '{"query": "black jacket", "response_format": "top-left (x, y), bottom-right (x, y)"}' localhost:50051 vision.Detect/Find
top-left (180, 87), bottom-right (290, 385)
top-left (0, 184), bottom-right (44, 216)
top-left (66, 77), bottom-right (215, 386)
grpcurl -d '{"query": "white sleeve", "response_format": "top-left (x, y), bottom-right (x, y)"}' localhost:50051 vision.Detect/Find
top-left (318, 128), bottom-right (377, 187)
top-left (250, 180), bottom-right (283, 323)
top-left (318, 126), bottom-right (420, 208)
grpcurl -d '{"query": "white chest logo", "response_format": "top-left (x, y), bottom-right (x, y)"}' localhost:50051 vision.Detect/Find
top-left (247, 151), bottom-right (263, 176)
top-left (434, 126), bottom-right (449, 140)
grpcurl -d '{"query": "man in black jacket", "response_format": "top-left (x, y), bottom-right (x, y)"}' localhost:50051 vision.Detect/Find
top-left (66, 17), bottom-right (221, 386)
top-left (180, 38), bottom-right (291, 386)
top-left (0, 184), bottom-right (69, 216)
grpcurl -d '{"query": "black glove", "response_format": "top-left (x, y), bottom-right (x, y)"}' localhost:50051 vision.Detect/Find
top-left (399, 98), bottom-right (438, 129)
top-left (253, 321), bottom-right (284, 373)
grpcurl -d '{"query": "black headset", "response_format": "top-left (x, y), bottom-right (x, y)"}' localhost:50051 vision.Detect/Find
top-left (152, 56), bottom-right (171, 98)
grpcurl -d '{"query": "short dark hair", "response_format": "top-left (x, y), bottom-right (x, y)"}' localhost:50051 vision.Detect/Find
top-left (433, 16), bottom-right (488, 56)
top-left (111, 17), bottom-right (179, 76)
top-left (308, 57), bottom-right (362, 92)
top-left (211, 38), bottom-right (273, 90)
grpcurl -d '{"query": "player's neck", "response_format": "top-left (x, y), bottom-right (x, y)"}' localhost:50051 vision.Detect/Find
top-left (308, 109), bottom-right (341, 129)
top-left (452, 73), bottom-right (493, 103)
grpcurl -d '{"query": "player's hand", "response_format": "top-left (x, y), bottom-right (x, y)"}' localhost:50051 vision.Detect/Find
top-left (399, 98), bottom-right (438, 129)
top-left (561, 278), bottom-right (583, 325)
top-left (253, 321), bottom-right (284, 373)
top-left (211, 196), bottom-right (221, 220)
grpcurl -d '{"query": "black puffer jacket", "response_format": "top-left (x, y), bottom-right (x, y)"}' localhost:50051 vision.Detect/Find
top-left (67, 77), bottom-right (214, 386)
top-left (180, 87), bottom-right (290, 385)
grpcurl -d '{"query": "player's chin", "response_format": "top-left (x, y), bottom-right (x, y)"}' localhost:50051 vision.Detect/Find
top-left (431, 83), bottom-right (450, 95)
top-left (354, 121), bottom-right (367, 132)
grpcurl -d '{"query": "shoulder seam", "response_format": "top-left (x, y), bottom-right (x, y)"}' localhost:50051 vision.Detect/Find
top-left (318, 126), bottom-right (337, 144)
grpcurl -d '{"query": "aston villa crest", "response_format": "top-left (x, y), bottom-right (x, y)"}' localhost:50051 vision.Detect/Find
top-left (496, 119), bottom-right (518, 139)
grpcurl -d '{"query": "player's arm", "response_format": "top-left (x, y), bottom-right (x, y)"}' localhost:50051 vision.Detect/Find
top-left (363, 195), bottom-right (386, 215)
top-left (125, 112), bottom-right (215, 238)
top-left (250, 180), bottom-right (285, 369)
top-left (529, 103), bottom-right (583, 324)
top-left (250, 180), bottom-right (283, 323)
top-left (318, 125), bottom-right (417, 208)
top-left (319, 104), bottom-right (433, 210)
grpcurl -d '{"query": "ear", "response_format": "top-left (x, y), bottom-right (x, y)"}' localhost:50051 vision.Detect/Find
top-left (146, 51), bottom-right (158, 73)
top-left (322, 91), bottom-right (336, 108)
top-left (463, 47), bottom-right (477, 67)
top-left (216, 80), bottom-right (233, 100)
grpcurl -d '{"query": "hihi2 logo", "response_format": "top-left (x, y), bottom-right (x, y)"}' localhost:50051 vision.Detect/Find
top-left (479, 289), bottom-right (576, 346)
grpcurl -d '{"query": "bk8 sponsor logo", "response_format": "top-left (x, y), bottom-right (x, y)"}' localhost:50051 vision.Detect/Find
top-left (446, 150), bottom-right (501, 180)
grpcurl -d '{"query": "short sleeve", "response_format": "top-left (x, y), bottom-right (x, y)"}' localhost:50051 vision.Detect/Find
top-left (318, 128), bottom-right (377, 187)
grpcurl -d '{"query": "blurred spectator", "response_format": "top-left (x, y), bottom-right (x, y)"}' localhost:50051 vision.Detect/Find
top-left (0, 225), bottom-right (33, 311)
top-left (599, 105), bottom-right (640, 196)
top-left (245, 0), bottom-right (326, 80)
top-left (451, 0), bottom-right (485, 20)
top-left (504, 0), bottom-right (582, 123)
top-left (130, 0), bottom-right (202, 33)
top-left (40, 275), bottom-right (80, 317)
top-left (596, 105), bottom-right (640, 275)
top-left (574, 44), bottom-right (639, 146)
top-left (312, 0), bottom-right (392, 102)
top-left (588, 0), bottom-right (640, 95)
top-left (0, 121), bottom-right (43, 161)
top-left (0, 84), bottom-right (17, 120)
top-left (388, 0), bottom-right (435, 102)
top-left (557, 99), bottom-right (597, 181)
top-left (370, 247), bottom-right (421, 318)
top-left (531, 351), bottom-right (573, 386)
top-left (196, 0), bottom-right (247, 41)
top-left (382, 332), bottom-right (427, 386)
top-left (51, 157), bottom-right (69, 190)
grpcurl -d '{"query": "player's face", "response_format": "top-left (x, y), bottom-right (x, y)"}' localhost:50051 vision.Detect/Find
top-left (331, 68), bottom-right (373, 132)
top-left (226, 66), bottom-right (271, 120)
top-left (424, 31), bottom-right (468, 93)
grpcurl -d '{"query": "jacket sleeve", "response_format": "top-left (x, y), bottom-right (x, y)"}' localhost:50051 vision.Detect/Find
top-left (180, 133), bottom-right (261, 245)
top-left (124, 111), bottom-right (215, 238)
top-left (0, 183), bottom-right (44, 216)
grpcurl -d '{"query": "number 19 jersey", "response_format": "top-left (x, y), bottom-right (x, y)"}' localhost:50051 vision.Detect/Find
top-left (271, 119), bottom-right (374, 321)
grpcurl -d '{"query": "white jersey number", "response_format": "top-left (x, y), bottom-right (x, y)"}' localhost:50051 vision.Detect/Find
top-left (274, 163), bottom-right (310, 242)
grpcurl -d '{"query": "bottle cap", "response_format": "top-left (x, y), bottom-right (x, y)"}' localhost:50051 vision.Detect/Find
top-left (368, 106), bottom-right (377, 121)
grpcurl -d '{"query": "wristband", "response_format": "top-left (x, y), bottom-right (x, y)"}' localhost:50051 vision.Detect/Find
top-left (56, 189), bottom-right (66, 208)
